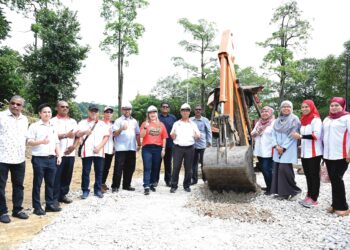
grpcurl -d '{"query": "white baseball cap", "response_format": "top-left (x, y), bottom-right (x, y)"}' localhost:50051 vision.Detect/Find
top-left (180, 103), bottom-right (191, 111)
top-left (147, 105), bottom-right (158, 113)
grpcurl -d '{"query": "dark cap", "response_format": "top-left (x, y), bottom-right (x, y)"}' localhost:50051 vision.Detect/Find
top-left (88, 104), bottom-right (99, 112)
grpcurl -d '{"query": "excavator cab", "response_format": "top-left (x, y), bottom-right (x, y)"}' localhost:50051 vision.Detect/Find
top-left (203, 30), bottom-right (263, 192)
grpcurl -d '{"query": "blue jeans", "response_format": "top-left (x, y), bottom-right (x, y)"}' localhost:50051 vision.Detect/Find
top-left (81, 157), bottom-right (103, 194)
top-left (142, 145), bottom-right (162, 188)
top-left (257, 157), bottom-right (273, 191)
top-left (32, 156), bottom-right (57, 209)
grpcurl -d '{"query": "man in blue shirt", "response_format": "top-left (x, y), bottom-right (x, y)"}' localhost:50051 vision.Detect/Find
top-left (158, 102), bottom-right (177, 187)
top-left (190, 105), bottom-right (212, 185)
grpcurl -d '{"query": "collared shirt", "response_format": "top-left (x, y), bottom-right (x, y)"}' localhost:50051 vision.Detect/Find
top-left (159, 113), bottom-right (177, 148)
top-left (51, 116), bottom-right (78, 157)
top-left (0, 109), bottom-right (28, 164)
top-left (103, 120), bottom-right (114, 155)
top-left (253, 121), bottom-right (275, 158)
top-left (113, 115), bottom-right (140, 151)
top-left (190, 116), bottom-right (212, 149)
top-left (26, 120), bottom-right (60, 156)
top-left (77, 119), bottom-right (109, 158)
top-left (300, 118), bottom-right (323, 158)
top-left (171, 120), bottom-right (200, 147)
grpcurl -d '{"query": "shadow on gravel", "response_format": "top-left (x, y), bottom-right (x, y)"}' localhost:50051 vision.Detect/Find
top-left (185, 185), bottom-right (276, 223)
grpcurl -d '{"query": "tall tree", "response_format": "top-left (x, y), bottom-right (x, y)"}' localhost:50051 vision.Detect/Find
top-left (100, 0), bottom-right (148, 115)
top-left (258, 1), bottom-right (311, 104)
top-left (172, 18), bottom-right (218, 112)
top-left (0, 7), bottom-right (10, 41)
top-left (23, 7), bottom-right (89, 110)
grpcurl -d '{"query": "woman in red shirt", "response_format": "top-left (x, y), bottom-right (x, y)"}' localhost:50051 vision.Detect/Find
top-left (140, 105), bottom-right (168, 195)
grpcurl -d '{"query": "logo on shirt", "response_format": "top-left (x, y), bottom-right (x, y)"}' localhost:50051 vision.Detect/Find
top-left (149, 127), bottom-right (160, 136)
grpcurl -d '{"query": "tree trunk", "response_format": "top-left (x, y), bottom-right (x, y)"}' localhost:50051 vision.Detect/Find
top-left (201, 44), bottom-right (206, 113)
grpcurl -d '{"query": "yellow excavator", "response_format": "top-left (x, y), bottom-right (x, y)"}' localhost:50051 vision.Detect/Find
top-left (203, 30), bottom-right (263, 192)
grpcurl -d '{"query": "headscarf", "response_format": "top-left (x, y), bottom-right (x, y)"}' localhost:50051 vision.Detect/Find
top-left (252, 106), bottom-right (274, 136)
top-left (300, 100), bottom-right (320, 126)
top-left (328, 97), bottom-right (349, 119)
top-left (273, 100), bottom-right (300, 135)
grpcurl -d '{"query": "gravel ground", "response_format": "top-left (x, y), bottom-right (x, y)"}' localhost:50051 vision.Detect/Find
top-left (14, 169), bottom-right (350, 250)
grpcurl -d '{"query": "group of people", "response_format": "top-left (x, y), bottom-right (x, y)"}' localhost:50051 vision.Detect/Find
top-left (251, 97), bottom-right (350, 217)
top-left (0, 95), bottom-right (212, 224)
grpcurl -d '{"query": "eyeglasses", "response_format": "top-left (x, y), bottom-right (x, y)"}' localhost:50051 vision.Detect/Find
top-left (162, 106), bottom-right (169, 108)
top-left (10, 102), bottom-right (22, 107)
top-left (181, 109), bottom-right (190, 112)
top-left (60, 106), bottom-right (69, 109)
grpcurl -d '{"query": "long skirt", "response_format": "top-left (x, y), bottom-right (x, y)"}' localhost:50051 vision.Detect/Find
top-left (270, 162), bottom-right (301, 197)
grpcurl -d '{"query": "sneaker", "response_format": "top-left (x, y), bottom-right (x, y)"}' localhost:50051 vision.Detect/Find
top-left (184, 187), bottom-right (191, 192)
top-left (12, 211), bottom-right (29, 220)
top-left (94, 191), bottom-right (104, 198)
top-left (81, 191), bottom-right (89, 199)
top-left (0, 214), bottom-right (11, 223)
top-left (144, 188), bottom-right (150, 195)
top-left (170, 187), bottom-right (177, 193)
top-left (112, 188), bottom-right (119, 193)
top-left (302, 199), bottom-right (318, 208)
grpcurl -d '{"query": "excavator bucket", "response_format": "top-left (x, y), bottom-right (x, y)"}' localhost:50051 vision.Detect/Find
top-left (202, 30), bottom-right (259, 192)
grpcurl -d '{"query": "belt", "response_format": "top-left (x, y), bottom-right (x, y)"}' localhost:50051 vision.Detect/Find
top-left (174, 144), bottom-right (194, 149)
top-left (33, 155), bottom-right (56, 159)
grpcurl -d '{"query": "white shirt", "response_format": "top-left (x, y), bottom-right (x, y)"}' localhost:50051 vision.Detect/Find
top-left (171, 120), bottom-right (200, 146)
top-left (113, 116), bottom-right (140, 151)
top-left (77, 119), bottom-right (109, 158)
top-left (51, 116), bottom-right (78, 157)
top-left (103, 120), bottom-right (114, 155)
top-left (0, 110), bottom-right (28, 164)
top-left (253, 121), bottom-right (275, 158)
top-left (300, 118), bottom-right (323, 158)
top-left (323, 114), bottom-right (350, 160)
top-left (26, 120), bottom-right (60, 156)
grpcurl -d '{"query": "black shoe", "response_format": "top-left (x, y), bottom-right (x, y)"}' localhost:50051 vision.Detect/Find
top-left (170, 187), bottom-right (177, 193)
top-left (59, 196), bottom-right (73, 204)
top-left (123, 187), bottom-right (135, 191)
top-left (152, 183), bottom-right (158, 188)
top-left (190, 181), bottom-right (197, 186)
top-left (33, 208), bottom-right (46, 216)
top-left (261, 187), bottom-right (268, 191)
top-left (184, 187), bottom-right (191, 192)
top-left (144, 188), bottom-right (150, 195)
top-left (45, 205), bottom-right (62, 212)
top-left (12, 211), bottom-right (29, 220)
top-left (264, 191), bottom-right (271, 195)
top-left (0, 214), bottom-right (11, 223)
top-left (150, 186), bottom-right (156, 192)
top-left (165, 182), bottom-right (171, 187)
top-left (112, 188), bottom-right (119, 193)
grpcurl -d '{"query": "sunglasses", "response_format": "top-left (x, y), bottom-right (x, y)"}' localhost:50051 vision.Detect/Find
top-left (60, 105), bottom-right (69, 109)
top-left (104, 111), bottom-right (113, 114)
top-left (181, 109), bottom-right (190, 112)
top-left (10, 102), bottom-right (22, 107)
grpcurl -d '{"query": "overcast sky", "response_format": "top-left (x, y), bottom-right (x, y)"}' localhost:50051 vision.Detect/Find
top-left (4, 0), bottom-right (350, 106)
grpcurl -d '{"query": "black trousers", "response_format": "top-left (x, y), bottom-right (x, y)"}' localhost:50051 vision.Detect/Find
top-left (0, 162), bottom-right (25, 215)
top-left (324, 159), bottom-right (349, 211)
top-left (191, 148), bottom-right (205, 183)
top-left (32, 156), bottom-right (57, 209)
top-left (102, 153), bottom-right (114, 185)
top-left (301, 156), bottom-right (322, 201)
top-left (158, 147), bottom-right (173, 184)
top-left (112, 151), bottom-right (136, 189)
top-left (171, 145), bottom-right (194, 189)
top-left (53, 156), bottom-right (75, 202)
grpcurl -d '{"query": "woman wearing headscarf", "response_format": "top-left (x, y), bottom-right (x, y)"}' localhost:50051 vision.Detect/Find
top-left (140, 105), bottom-right (168, 195)
top-left (323, 97), bottom-right (350, 216)
top-left (291, 100), bottom-right (323, 208)
top-left (251, 106), bottom-right (275, 194)
top-left (270, 100), bottom-right (301, 200)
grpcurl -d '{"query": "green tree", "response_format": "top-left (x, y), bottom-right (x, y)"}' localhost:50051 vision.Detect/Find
top-left (130, 94), bottom-right (160, 123)
top-left (100, 0), bottom-right (148, 116)
top-left (0, 47), bottom-right (26, 102)
top-left (23, 7), bottom-right (89, 111)
top-left (172, 18), bottom-right (218, 112)
top-left (0, 7), bottom-right (10, 41)
top-left (258, 1), bottom-right (311, 104)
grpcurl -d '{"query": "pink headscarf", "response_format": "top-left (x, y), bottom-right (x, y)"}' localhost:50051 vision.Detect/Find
top-left (328, 97), bottom-right (349, 119)
top-left (252, 106), bottom-right (274, 136)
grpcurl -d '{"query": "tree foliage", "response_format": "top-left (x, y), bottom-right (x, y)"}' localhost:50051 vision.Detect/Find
top-left (172, 18), bottom-right (218, 112)
top-left (258, 1), bottom-right (311, 104)
top-left (23, 7), bottom-right (89, 111)
top-left (100, 0), bottom-right (148, 115)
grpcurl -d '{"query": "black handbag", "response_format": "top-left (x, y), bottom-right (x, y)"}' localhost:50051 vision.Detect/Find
top-left (78, 121), bottom-right (97, 157)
